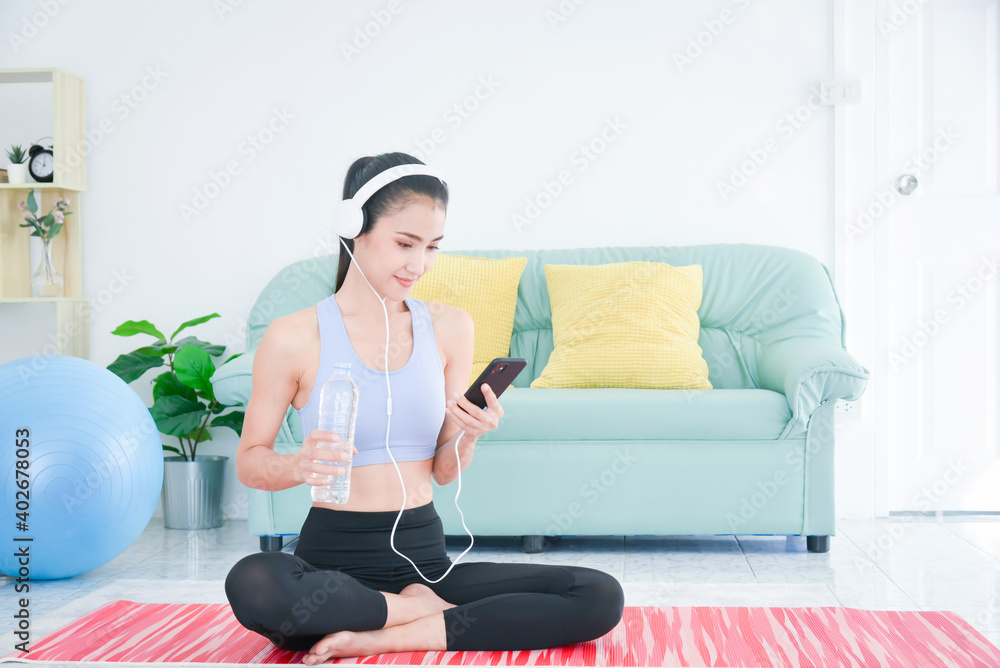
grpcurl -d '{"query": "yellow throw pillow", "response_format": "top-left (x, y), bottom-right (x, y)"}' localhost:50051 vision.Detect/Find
top-left (530, 261), bottom-right (712, 389)
top-left (408, 253), bottom-right (528, 387)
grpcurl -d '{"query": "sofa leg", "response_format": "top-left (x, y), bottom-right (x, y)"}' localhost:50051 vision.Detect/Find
top-left (806, 535), bottom-right (830, 553)
top-left (520, 535), bottom-right (553, 553)
top-left (260, 535), bottom-right (284, 552)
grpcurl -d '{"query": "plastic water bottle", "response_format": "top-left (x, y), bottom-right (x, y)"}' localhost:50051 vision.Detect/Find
top-left (311, 362), bottom-right (359, 504)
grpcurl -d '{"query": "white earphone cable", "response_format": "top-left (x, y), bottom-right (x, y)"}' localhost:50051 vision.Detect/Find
top-left (338, 238), bottom-right (474, 583)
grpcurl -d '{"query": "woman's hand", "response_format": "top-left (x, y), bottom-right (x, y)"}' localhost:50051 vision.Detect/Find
top-left (296, 430), bottom-right (359, 486)
top-left (446, 384), bottom-right (503, 440)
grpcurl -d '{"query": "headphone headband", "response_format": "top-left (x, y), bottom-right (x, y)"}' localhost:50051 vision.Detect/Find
top-left (333, 162), bottom-right (448, 239)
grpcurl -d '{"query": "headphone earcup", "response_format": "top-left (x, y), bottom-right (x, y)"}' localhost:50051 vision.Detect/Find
top-left (332, 199), bottom-right (364, 239)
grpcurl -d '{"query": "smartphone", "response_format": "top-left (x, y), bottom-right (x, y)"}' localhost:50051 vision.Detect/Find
top-left (462, 357), bottom-right (527, 410)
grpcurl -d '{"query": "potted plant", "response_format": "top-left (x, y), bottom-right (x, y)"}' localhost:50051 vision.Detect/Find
top-left (6, 144), bottom-right (29, 183)
top-left (107, 314), bottom-right (245, 529)
top-left (18, 191), bottom-right (71, 296)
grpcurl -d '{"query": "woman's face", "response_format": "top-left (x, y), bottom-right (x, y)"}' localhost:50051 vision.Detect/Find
top-left (356, 196), bottom-right (446, 296)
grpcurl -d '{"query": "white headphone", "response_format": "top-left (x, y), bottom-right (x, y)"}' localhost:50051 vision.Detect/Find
top-left (333, 160), bottom-right (474, 584)
top-left (333, 163), bottom-right (449, 240)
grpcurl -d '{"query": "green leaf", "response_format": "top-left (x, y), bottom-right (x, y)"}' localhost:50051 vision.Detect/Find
top-left (169, 313), bottom-right (220, 342)
top-left (26, 190), bottom-right (37, 214)
top-left (156, 335), bottom-right (224, 358)
top-left (112, 319), bottom-right (166, 340)
top-left (211, 410), bottom-right (245, 438)
top-left (223, 352), bottom-right (244, 365)
top-left (48, 222), bottom-right (63, 237)
top-left (150, 395), bottom-right (208, 437)
top-left (184, 427), bottom-right (213, 442)
top-left (107, 350), bottom-right (165, 384)
top-left (152, 370), bottom-right (198, 404)
top-left (162, 445), bottom-right (183, 456)
top-left (135, 344), bottom-right (171, 358)
top-left (175, 345), bottom-right (215, 396)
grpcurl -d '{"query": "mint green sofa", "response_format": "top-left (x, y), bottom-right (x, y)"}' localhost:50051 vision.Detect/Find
top-left (212, 243), bottom-right (870, 554)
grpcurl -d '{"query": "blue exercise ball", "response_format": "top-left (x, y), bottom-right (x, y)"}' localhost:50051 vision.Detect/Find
top-left (0, 355), bottom-right (163, 580)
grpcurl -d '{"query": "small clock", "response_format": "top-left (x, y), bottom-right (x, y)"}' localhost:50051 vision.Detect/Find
top-left (28, 138), bottom-right (54, 183)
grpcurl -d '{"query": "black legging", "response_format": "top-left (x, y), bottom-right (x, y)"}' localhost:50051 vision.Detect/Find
top-left (225, 500), bottom-right (624, 653)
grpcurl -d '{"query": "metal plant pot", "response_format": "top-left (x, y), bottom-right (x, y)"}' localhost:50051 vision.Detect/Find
top-left (161, 455), bottom-right (228, 529)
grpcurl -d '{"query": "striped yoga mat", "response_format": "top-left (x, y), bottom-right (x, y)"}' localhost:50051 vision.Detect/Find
top-left (2, 600), bottom-right (998, 666)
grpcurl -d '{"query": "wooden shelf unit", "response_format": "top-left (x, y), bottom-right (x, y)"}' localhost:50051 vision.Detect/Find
top-left (0, 68), bottom-right (89, 359)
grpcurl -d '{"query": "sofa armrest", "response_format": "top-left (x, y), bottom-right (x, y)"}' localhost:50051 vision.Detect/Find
top-left (211, 347), bottom-right (304, 451)
top-left (757, 337), bottom-right (870, 437)
top-left (212, 348), bottom-right (256, 407)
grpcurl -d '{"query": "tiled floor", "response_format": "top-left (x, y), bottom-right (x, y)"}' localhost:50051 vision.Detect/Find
top-left (2, 514), bottom-right (998, 657)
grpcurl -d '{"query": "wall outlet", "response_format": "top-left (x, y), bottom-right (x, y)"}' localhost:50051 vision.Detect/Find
top-left (819, 79), bottom-right (862, 105)
top-left (836, 399), bottom-right (860, 417)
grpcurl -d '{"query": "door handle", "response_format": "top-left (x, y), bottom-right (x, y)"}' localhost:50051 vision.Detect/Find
top-left (894, 173), bottom-right (918, 195)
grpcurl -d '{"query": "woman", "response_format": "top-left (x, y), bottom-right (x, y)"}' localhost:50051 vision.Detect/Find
top-left (224, 152), bottom-right (625, 663)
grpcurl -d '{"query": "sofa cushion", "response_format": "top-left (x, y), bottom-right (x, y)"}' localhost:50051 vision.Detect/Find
top-left (481, 386), bottom-right (791, 442)
top-left (409, 253), bottom-right (528, 387)
top-left (441, 245), bottom-right (851, 390)
top-left (530, 260), bottom-right (712, 390)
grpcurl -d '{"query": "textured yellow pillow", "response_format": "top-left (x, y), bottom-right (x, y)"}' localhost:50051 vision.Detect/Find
top-left (408, 253), bottom-right (528, 387)
top-left (530, 261), bottom-right (712, 389)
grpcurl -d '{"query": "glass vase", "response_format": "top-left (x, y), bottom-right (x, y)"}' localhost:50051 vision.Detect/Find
top-left (31, 237), bottom-right (64, 297)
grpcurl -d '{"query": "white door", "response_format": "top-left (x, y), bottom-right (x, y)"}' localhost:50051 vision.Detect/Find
top-left (876, 0), bottom-right (1000, 511)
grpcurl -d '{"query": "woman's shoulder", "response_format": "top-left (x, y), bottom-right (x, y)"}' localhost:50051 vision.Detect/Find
top-left (261, 303), bottom-right (320, 354)
top-left (421, 301), bottom-right (474, 350)
top-left (415, 299), bottom-right (469, 329)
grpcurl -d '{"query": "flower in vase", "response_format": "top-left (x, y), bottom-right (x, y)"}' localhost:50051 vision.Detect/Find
top-left (18, 190), bottom-right (72, 243)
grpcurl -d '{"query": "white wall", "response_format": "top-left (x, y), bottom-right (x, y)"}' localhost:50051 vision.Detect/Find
top-left (1, 0), bottom-right (871, 524)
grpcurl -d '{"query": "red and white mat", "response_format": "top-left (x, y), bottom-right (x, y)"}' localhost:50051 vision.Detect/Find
top-left (3, 599), bottom-right (999, 666)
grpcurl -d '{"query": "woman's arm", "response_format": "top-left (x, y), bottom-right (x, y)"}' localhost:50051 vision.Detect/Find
top-left (432, 429), bottom-right (478, 486)
top-left (429, 305), bottom-right (504, 485)
top-left (236, 317), bottom-right (307, 492)
top-left (431, 305), bottom-right (475, 485)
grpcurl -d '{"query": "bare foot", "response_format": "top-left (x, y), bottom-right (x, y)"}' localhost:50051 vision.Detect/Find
top-left (398, 582), bottom-right (457, 614)
top-left (302, 629), bottom-right (377, 664)
top-left (301, 586), bottom-right (455, 663)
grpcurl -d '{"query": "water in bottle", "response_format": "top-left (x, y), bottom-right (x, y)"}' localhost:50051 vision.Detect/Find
top-left (312, 362), bottom-right (359, 504)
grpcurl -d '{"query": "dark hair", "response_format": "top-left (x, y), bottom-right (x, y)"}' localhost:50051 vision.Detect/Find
top-left (334, 152), bottom-right (449, 294)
